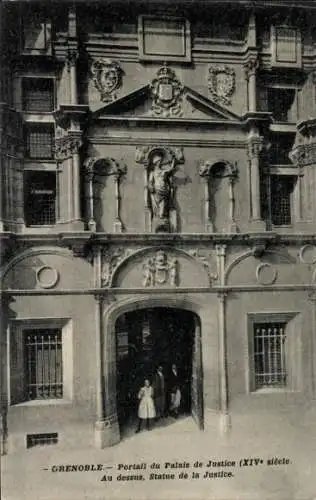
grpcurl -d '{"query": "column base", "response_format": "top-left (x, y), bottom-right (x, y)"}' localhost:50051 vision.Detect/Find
top-left (88, 220), bottom-right (97, 232)
top-left (113, 220), bottom-right (123, 233)
top-left (94, 415), bottom-right (120, 448)
top-left (249, 219), bottom-right (266, 232)
top-left (219, 412), bottom-right (231, 437)
top-left (228, 222), bottom-right (238, 233)
top-left (206, 221), bottom-right (214, 233)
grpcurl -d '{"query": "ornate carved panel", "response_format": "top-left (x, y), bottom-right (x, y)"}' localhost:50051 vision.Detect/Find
top-left (150, 66), bottom-right (184, 117)
top-left (208, 65), bottom-right (235, 106)
top-left (91, 58), bottom-right (123, 103)
top-left (142, 250), bottom-right (178, 287)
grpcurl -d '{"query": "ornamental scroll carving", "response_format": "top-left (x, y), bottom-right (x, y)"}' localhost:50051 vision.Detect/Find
top-left (142, 250), bottom-right (178, 287)
top-left (150, 65), bottom-right (184, 117)
top-left (187, 249), bottom-right (218, 285)
top-left (208, 65), bottom-right (235, 106)
top-left (101, 248), bottom-right (133, 287)
top-left (91, 58), bottom-right (123, 103)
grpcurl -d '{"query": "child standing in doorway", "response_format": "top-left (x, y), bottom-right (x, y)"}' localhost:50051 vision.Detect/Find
top-left (136, 379), bottom-right (156, 433)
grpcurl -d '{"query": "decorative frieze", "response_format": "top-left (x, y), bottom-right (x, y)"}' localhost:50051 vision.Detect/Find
top-left (91, 58), bottom-right (123, 103)
top-left (208, 65), bottom-right (235, 106)
top-left (150, 65), bottom-right (184, 117)
top-left (142, 250), bottom-right (178, 287)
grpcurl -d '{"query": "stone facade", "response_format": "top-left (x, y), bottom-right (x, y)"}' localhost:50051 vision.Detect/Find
top-left (1, 0), bottom-right (316, 453)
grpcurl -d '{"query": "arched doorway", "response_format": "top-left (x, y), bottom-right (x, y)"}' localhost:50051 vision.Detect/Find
top-left (115, 307), bottom-right (203, 436)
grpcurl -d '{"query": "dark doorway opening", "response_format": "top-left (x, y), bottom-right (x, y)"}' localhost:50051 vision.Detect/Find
top-left (115, 307), bottom-right (203, 437)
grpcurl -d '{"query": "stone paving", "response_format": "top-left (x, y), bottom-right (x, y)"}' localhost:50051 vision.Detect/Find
top-left (2, 416), bottom-right (316, 500)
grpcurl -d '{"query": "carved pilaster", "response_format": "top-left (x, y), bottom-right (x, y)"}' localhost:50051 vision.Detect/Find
top-left (217, 290), bottom-right (231, 435)
top-left (244, 55), bottom-right (259, 112)
top-left (247, 135), bottom-right (265, 227)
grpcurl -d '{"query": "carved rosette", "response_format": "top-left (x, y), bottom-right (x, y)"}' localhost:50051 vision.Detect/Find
top-left (142, 250), bottom-right (178, 287)
top-left (150, 65), bottom-right (184, 117)
top-left (208, 65), bottom-right (235, 106)
top-left (55, 134), bottom-right (82, 161)
top-left (187, 249), bottom-right (218, 285)
top-left (91, 58), bottom-right (123, 103)
top-left (101, 248), bottom-right (133, 287)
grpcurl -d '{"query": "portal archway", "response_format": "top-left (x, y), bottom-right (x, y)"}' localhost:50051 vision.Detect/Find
top-left (115, 306), bottom-right (204, 439)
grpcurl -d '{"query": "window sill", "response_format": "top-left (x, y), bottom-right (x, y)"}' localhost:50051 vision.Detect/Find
top-left (250, 388), bottom-right (297, 394)
top-left (12, 399), bottom-right (72, 407)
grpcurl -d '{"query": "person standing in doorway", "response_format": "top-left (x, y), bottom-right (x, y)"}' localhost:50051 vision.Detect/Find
top-left (153, 365), bottom-right (166, 419)
top-left (169, 363), bottom-right (181, 418)
top-left (135, 379), bottom-right (156, 433)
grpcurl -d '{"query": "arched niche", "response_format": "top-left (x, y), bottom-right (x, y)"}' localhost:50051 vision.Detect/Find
top-left (199, 159), bottom-right (238, 233)
top-left (84, 157), bottom-right (127, 233)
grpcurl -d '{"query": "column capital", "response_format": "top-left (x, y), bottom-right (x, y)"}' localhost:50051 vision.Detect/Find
top-left (247, 136), bottom-right (264, 160)
top-left (55, 133), bottom-right (82, 161)
top-left (243, 55), bottom-right (259, 79)
top-left (215, 244), bottom-right (227, 258)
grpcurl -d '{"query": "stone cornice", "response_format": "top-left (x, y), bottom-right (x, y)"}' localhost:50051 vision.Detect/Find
top-left (3, 232), bottom-right (316, 252)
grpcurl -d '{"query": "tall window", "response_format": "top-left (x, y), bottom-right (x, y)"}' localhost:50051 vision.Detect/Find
top-left (24, 171), bottom-right (56, 226)
top-left (267, 88), bottom-right (296, 122)
top-left (270, 175), bottom-right (293, 226)
top-left (24, 123), bottom-right (54, 159)
top-left (253, 322), bottom-right (287, 389)
top-left (24, 328), bottom-right (63, 400)
top-left (22, 78), bottom-right (54, 113)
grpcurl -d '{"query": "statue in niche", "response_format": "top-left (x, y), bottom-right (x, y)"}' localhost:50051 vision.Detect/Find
top-left (148, 150), bottom-right (178, 232)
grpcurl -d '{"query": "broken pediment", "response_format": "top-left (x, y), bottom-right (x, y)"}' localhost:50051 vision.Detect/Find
top-left (91, 82), bottom-right (241, 123)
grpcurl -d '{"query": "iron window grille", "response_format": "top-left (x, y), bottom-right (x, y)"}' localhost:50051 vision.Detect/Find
top-left (24, 123), bottom-right (54, 159)
top-left (270, 175), bottom-right (293, 226)
top-left (253, 322), bottom-right (287, 389)
top-left (24, 328), bottom-right (63, 400)
top-left (26, 433), bottom-right (58, 448)
top-left (22, 78), bottom-right (55, 113)
top-left (24, 171), bottom-right (56, 226)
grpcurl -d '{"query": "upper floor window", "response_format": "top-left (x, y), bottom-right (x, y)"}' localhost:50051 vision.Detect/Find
top-left (22, 78), bottom-right (55, 113)
top-left (267, 88), bottom-right (296, 123)
top-left (270, 175), bottom-right (294, 226)
top-left (269, 133), bottom-right (294, 165)
top-left (24, 123), bottom-right (54, 159)
top-left (21, 9), bottom-right (52, 55)
top-left (24, 170), bottom-right (56, 226)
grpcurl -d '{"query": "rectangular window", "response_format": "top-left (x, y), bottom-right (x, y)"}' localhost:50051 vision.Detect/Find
top-left (270, 133), bottom-right (294, 165)
top-left (22, 78), bottom-right (54, 113)
top-left (253, 322), bottom-right (287, 389)
top-left (267, 88), bottom-right (296, 122)
top-left (26, 433), bottom-right (58, 448)
top-left (24, 123), bottom-right (54, 159)
top-left (24, 329), bottom-right (63, 400)
top-left (270, 175), bottom-right (294, 226)
top-left (24, 171), bottom-right (56, 226)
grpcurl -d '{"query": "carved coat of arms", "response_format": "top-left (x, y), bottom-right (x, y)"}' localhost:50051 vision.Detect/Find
top-left (91, 58), bottom-right (122, 103)
top-left (208, 65), bottom-right (235, 106)
top-left (150, 66), bottom-right (184, 117)
top-left (143, 251), bottom-right (178, 287)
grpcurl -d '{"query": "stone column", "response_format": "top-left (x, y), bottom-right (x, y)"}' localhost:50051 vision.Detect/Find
top-left (247, 134), bottom-right (266, 231)
top-left (244, 56), bottom-right (259, 113)
top-left (112, 162), bottom-right (127, 233)
top-left (68, 52), bottom-right (78, 105)
top-left (85, 159), bottom-right (96, 231)
top-left (94, 293), bottom-right (120, 448)
top-left (308, 291), bottom-right (316, 399)
top-left (217, 291), bottom-right (230, 435)
top-left (199, 162), bottom-right (213, 232)
top-left (14, 153), bottom-right (25, 231)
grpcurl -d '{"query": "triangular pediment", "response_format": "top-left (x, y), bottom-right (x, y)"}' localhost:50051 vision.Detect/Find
top-left (91, 84), bottom-right (241, 122)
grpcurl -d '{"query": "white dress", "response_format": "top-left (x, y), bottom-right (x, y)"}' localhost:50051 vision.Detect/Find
top-left (138, 386), bottom-right (156, 419)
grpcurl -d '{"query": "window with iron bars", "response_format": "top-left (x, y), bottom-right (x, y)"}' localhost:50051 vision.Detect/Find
top-left (267, 88), bottom-right (296, 123)
top-left (24, 171), bottom-right (56, 226)
top-left (270, 175), bottom-right (293, 226)
top-left (24, 329), bottom-right (63, 400)
top-left (22, 78), bottom-right (55, 113)
top-left (24, 123), bottom-right (54, 159)
top-left (253, 322), bottom-right (287, 389)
